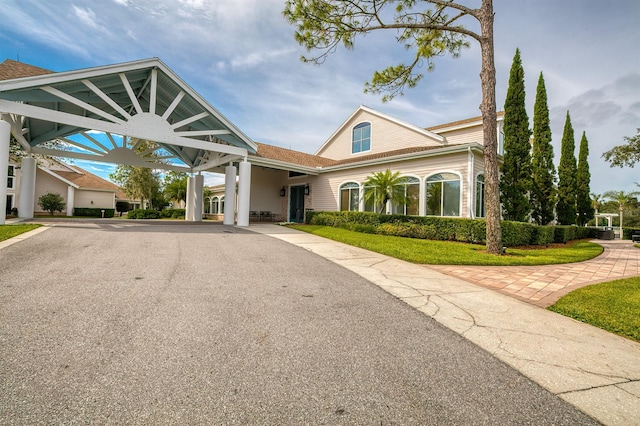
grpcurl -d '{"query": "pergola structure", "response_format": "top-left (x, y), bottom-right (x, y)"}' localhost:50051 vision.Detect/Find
top-left (0, 58), bottom-right (257, 225)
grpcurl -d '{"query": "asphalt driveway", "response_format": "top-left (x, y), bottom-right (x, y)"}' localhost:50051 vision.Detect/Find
top-left (0, 221), bottom-right (598, 424)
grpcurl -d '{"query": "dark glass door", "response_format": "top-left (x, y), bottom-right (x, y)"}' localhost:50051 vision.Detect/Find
top-left (289, 185), bottom-right (305, 223)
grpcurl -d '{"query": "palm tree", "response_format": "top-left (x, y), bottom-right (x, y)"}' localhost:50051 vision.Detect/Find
top-left (603, 190), bottom-right (640, 235)
top-left (363, 170), bottom-right (409, 214)
top-left (590, 192), bottom-right (603, 225)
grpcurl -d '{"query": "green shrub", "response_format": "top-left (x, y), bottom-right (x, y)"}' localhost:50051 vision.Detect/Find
top-left (304, 211), bottom-right (594, 246)
top-left (127, 209), bottom-right (161, 219)
top-left (73, 207), bottom-right (115, 218)
top-left (160, 209), bottom-right (186, 219)
top-left (531, 226), bottom-right (555, 246)
top-left (622, 228), bottom-right (640, 240)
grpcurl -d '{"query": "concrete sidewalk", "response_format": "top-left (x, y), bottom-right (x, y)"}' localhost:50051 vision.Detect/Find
top-left (251, 224), bottom-right (640, 426)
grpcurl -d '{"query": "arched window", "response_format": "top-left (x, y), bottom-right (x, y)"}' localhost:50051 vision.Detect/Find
top-left (204, 197), bottom-right (212, 214)
top-left (339, 182), bottom-right (360, 211)
top-left (425, 173), bottom-right (461, 217)
top-left (212, 196), bottom-right (220, 214)
top-left (352, 122), bottom-right (371, 154)
top-left (220, 196), bottom-right (225, 215)
top-left (392, 176), bottom-right (420, 215)
top-left (475, 174), bottom-right (485, 218)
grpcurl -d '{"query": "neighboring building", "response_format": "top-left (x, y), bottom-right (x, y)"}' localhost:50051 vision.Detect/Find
top-left (7, 157), bottom-right (120, 216)
top-left (227, 105), bottom-right (504, 222)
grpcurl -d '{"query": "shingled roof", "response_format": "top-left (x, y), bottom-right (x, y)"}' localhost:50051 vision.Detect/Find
top-left (251, 142), bottom-right (337, 168)
top-left (50, 166), bottom-right (120, 192)
top-left (0, 59), bottom-right (53, 81)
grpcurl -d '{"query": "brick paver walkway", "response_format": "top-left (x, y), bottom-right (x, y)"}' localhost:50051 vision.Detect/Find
top-left (427, 240), bottom-right (640, 307)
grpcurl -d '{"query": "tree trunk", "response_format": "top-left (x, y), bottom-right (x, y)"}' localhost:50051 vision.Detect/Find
top-left (478, 0), bottom-right (502, 254)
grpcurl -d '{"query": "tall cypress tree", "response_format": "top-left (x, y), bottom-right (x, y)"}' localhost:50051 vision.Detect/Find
top-left (556, 111), bottom-right (578, 224)
top-left (530, 72), bottom-right (556, 225)
top-left (500, 48), bottom-right (531, 222)
top-left (576, 131), bottom-right (594, 225)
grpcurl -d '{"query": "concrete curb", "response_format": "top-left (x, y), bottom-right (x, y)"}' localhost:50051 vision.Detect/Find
top-left (0, 225), bottom-right (51, 250)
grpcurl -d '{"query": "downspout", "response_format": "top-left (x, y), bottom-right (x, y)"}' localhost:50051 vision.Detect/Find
top-left (468, 147), bottom-right (474, 219)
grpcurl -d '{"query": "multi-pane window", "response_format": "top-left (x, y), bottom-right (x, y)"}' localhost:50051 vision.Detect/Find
top-left (352, 122), bottom-right (371, 154)
top-left (340, 182), bottom-right (360, 211)
top-left (391, 177), bottom-right (420, 215)
top-left (7, 165), bottom-right (15, 189)
top-left (363, 186), bottom-right (378, 213)
top-left (425, 173), bottom-right (461, 217)
top-left (475, 174), bottom-right (485, 218)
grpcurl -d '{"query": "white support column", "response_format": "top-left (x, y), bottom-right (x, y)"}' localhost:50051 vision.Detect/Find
top-left (18, 156), bottom-right (36, 219)
top-left (237, 161), bottom-right (251, 227)
top-left (193, 174), bottom-right (204, 222)
top-left (0, 120), bottom-right (9, 224)
top-left (223, 164), bottom-right (236, 225)
top-left (66, 185), bottom-right (75, 217)
top-left (185, 176), bottom-right (194, 221)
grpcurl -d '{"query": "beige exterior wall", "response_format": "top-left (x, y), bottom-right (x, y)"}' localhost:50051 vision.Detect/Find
top-left (317, 109), bottom-right (443, 160)
top-left (438, 126), bottom-right (484, 146)
top-left (74, 190), bottom-right (115, 209)
top-left (309, 151), bottom-right (484, 218)
top-left (34, 169), bottom-right (68, 213)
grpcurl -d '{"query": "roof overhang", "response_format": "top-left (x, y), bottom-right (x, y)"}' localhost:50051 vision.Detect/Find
top-left (0, 58), bottom-right (257, 172)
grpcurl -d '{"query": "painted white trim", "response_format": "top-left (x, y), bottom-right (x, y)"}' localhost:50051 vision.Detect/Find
top-left (37, 166), bottom-right (80, 189)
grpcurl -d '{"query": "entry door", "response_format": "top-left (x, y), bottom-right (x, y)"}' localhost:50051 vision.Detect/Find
top-left (6, 195), bottom-right (12, 215)
top-left (289, 185), bottom-right (305, 223)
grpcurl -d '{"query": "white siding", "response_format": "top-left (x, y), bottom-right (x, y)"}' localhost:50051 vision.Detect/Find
top-left (438, 126), bottom-right (484, 146)
top-left (317, 110), bottom-right (443, 160)
top-left (311, 152), bottom-right (477, 217)
top-left (34, 170), bottom-right (68, 213)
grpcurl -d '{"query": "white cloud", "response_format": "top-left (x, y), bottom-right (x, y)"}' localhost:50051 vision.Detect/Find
top-left (72, 5), bottom-right (101, 30)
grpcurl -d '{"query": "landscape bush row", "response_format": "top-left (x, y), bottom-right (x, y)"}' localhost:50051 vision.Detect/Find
top-left (126, 209), bottom-right (186, 219)
top-left (73, 208), bottom-right (115, 218)
top-left (305, 211), bottom-right (599, 246)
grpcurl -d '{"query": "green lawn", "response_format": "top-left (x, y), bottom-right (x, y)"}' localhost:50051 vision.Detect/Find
top-left (0, 224), bottom-right (42, 242)
top-left (289, 225), bottom-right (603, 266)
top-left (548, 277), bottom-right (640, 343)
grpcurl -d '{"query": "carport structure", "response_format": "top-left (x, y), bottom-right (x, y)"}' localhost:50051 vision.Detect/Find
top-left (0, 58), bottom-right (257, 225)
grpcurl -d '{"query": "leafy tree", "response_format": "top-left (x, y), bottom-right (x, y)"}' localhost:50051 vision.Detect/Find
top-left (603, 128), bottom-right (640, 168)
top-left (530, 72), bottom-right (556, 225)
top-left (38, 192), bottom-right (65, 216)
top-left (363, 170), bottom-right (409, 214)
top-left (109, 140), bottom-right (163, 210)
top-left (115, 201), bottom-right (131, 217)
top-left (283, 0), bottom-right (503, 254)
top-left (556, 112), bottom-right (577, 224)
top-left (163, 171), bottom-right (189, 206)
top-left (576, 132), bottom-right (594, 226)
top-left (500, 48), bottom-right (531, 222)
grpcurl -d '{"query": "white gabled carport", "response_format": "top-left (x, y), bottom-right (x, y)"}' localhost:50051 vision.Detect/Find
top-left (0, 58), bottom-right (257, 225)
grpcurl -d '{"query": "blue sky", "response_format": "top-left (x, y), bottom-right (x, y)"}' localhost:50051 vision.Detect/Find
top-left (1, 0), bottom-right (638, 193)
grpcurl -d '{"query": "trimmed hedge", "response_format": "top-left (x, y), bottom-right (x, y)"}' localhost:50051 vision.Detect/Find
top-left (126, 208), bottom-right (186, 219)
top-left (73, 207), bottom-right (115, 218)
top-left (305, 211), bottom-right (595, 246)
top-left (623, 228), bottom-right (640, 240)
top-left (127, 209), bottom-right (161, 219)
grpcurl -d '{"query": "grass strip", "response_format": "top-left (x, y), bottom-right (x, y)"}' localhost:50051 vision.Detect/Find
top-left (0, 224), bottom-right (43, 242)
top-left (289, 225), bottom-right (603, 266)
top-left (548, 277), bottom-right (640, 342)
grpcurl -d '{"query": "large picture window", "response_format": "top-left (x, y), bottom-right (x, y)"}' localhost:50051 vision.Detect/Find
top-left (7, 165), bottom-right (15, 189)
top-left (475, 174), bottom-right (485, 218)
top-left (340, 182), bottom-right (360, 211)
top-left (391, 176), bottom-right (420, 215)
top-left (425, 173), bottom-right (461, 217)
top-left (352, 122), bottom-right (371, 154)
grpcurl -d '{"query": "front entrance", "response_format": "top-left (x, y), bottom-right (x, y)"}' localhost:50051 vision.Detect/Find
top-left (289, 185), bottom-right (305, 223)
top-left (6, 195), bottom-right (13, 215)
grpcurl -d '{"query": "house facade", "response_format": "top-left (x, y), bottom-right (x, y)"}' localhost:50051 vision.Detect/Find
top-left (7, 157), bottom-right (120, 216)
top-left (211, 106), bottom-right (504, 223)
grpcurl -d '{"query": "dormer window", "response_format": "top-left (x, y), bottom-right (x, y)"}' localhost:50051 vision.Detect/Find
top-left (352, 122), bottom-right (371, 154)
